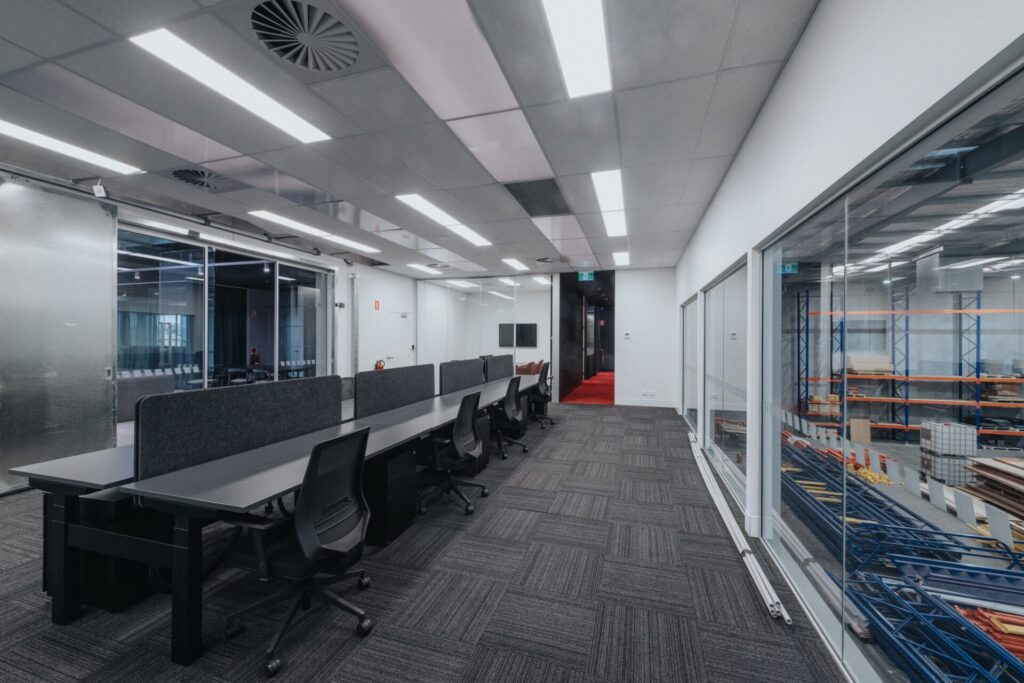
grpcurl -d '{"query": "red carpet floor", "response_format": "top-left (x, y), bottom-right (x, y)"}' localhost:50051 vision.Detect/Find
top-left (562, 371), bottom-right (615, 405)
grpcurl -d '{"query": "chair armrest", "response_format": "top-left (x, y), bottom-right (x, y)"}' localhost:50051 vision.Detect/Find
top-left (222, 512), bottom-right (285, 531)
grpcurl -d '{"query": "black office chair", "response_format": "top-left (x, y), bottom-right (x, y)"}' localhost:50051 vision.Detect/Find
top-left (223, 428), bottom-right (374, 677)
top-left (418, 391), bottom-right (489, 515)
top-left (493, 376), bottom-right (529, 458)
top-left (528, 362), bottom-right (555, 429)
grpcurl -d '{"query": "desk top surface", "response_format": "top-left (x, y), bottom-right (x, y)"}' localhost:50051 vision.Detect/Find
top-left (119, 375), bottom-right (537, 514)
top-left (10, 445), bottom-right (135, 490)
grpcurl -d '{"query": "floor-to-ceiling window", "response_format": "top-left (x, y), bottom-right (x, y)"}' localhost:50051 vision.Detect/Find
top-left (761, 67), bottom-right (1024, 681)
top-left (704, 266), bottom-right (748, 498)
top-left (278, 264), bottom-right (328, 379)
top-left (683, 298), bottom-right (699, 428)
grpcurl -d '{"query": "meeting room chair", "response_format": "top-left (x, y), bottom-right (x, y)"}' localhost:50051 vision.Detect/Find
top-left (417, 391), bottom-right (489, 515)
top-left (528, 362), bottom-right (556, 429)
top-left (493, 375), bottom-right (529, 458)
top-left (223, 428), bottom-right (374, 677)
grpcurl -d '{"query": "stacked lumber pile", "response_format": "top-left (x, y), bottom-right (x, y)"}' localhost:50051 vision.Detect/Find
top-left (957, 607), bottom-right (1024, 661)
top-left (964, 458), bottom-right (1024, 518)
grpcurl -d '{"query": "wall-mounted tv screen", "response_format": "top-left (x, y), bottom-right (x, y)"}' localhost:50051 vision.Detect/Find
top-left (498, 323), bottom-right (538, 348)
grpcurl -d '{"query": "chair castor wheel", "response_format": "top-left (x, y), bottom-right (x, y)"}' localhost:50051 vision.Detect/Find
top-left (358, 575), bottom-right (371, 590)
top-left (481, 487), bottom-right (490, 497)
top-left (265, 658), bottom-right (281, 676)
top-left (465, 504), bottom-right (475, 515)
top-left (500, 453), bottom-right (509, 460)
top-left (357, 618), bottom-right (374, 637)
top-left (224, 618), bottom-right (243, 639)
top-left (522, 446), bottom-right (529, 453)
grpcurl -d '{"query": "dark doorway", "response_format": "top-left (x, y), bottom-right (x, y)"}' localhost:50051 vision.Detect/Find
top-left (559, 270), bottom-right (614, 404)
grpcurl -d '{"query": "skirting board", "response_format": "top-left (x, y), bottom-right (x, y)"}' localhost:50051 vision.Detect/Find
top-left (615, 397), bottom-right (675, 408)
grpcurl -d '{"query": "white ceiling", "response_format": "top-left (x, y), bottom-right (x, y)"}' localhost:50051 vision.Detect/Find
top-left (0, 0), bottom-right (817, 279)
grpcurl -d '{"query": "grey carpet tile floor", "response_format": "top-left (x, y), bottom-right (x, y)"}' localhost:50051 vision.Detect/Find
top-left (0, 404), bottom-right (843, 682)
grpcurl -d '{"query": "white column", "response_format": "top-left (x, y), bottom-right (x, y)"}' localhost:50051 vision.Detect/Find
top-left (745, 249), bottom-right (763, 536)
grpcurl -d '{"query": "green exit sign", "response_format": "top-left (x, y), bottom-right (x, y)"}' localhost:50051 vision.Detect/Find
top-left (578, 271), bottom-right (595, 282)
top-left (779, 263), bottom-right (799, 275)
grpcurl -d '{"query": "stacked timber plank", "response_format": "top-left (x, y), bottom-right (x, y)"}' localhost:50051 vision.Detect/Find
top-left (964, 458), bottom-right (1024, 518)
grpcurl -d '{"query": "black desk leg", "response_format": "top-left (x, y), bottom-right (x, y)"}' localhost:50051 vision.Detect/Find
top-left (171, 515), bottom-right (203, 665)
top-left (48, 492), bottom-right (82, 625)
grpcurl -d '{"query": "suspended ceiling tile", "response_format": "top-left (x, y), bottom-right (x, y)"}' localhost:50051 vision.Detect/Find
top-left (623, 161), bottom-right (690, 209)
top-left (576, 212), bottom-right (611, 240)
top-left (694, 61), bottom-right (782, 158)
top-left (0, 0), bottom-right (112, 57)
top-left (66, 0), bottom-right (200, 35)
top-left (549, 238), bottom-right (596, 257)
top-left (617, 74), bottom-right (716, 167)
top-left (339, 0), bottom-right (517, 120)
top-left (531, 215), bottom-right (587, 241)
top-left (468, 0), bottom-right (565, 107)
top-left (449, 261), bottom-right (489, 273)
top-left (3, 64), bottom-right (240, 164)
top-left (447, 109), bottom-right (553, 183)
top-left (681, 155), bottom-right (733, 205)
top-left (417, 247), bottom-right (468, 264)
top-left (348, 194), bottom-right (445, 234)
top-left (628, 203), bottom-right (706, 235)
top-left (60, 42), bottom-right (323, 155)
top-left (216, 188), bottom-right (296, 210)
top-left (0, 38), bottom-right (39, 75)
top-left (203, 155), bottom-right (341, 205)
top-left (556, 174), bottom-right (601, 215)
top-left (312, 67), bottom-right (438, 132)
top-left (314, 134), bottom-right (435, 196)
top-left (629, 231), bottom-right (693, 251)
top-left (0, 84), bottom-right (183, 173)
top-left (524, 93), bottom-right (619, 176)
top-left (254, 146), bottom-right (382, 201)
top-left (606, 0), bottom-right (738, 90)
top-left (470, 218), bottom-right (546, 245)
top-left (376, 122), bottom-right (493, 189)
top-left (444, 183), bottom-right (528, 222)
top-left (722, 0), bottom-right (817, 69)
top-left (108, 172), bottom-right (250, 215)
top-left (585, 236), bottom-right (631, 255)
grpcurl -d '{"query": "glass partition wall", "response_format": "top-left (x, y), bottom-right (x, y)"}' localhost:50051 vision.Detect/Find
top-left (416, 275), bottom-right (553, 381)
top-left (683, 299), bottom-right (699, 427)
top-left (760, 68), bottom-right (1024, 680)
top-left (116, 228), bottom-right (331, 424)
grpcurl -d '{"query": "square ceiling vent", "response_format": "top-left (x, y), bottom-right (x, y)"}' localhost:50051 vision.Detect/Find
top-left (503, 178), bottom-right (572, 217)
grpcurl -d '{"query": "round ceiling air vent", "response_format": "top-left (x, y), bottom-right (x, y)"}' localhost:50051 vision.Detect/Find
top-left (171, 169), bottom-right (234, 191)
top-left (251, 0), bottom-right (358, 72)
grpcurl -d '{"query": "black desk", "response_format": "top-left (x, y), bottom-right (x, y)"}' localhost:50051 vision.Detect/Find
top-left (14, 375), bottom-right (537, 666)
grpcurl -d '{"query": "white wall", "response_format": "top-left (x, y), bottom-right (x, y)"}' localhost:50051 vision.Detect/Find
top-left (675, 0), bottom-right (1024, 303)
top-left (615, 268), bottom-right (678, 408)
top-left (354, 266), bottom-right (417, 373)
top-left (417, 281), bottom-right (469, 387)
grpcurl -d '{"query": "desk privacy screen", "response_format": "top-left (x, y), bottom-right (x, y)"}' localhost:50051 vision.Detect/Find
top-left (439, 359), bottom-right (486, 395)
top-left (354, 364), bottom-right (435, 419)
top-left (483, 354), bottom-right (514, 382)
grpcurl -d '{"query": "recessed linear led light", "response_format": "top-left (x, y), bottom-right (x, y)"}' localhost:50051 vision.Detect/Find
top-left (0, 118), bottom-right (143, 175)
top-left (541, 0), bottom-right (612, 98)
top-left (445, 280), bottom-right (478, 289)
top-left (130, 29), bottom-right (328, 144)
top-left (395, 194), bottom-right (492, 247)
top-left (488, 290), bottom-right (514, 301)
top-left (498, 277), bottom-right (520, 287)
top-left (613, 251), bottom-right (630, 266)
top-left (947, 256), bottom-right (1007, 270)
top-left (502, 258), bottom-right (529, 271)
top-left (602, 211), bottom-right (627, 237)
top-left (409, 263), bottom-right (443, 275)
top-left (532, 276), bottom-right (551, 286)
top-left (1012, 274), bottom-right (1022, 280)
top-left (591, 170), bottom-right (624, 213)
top-left (248, 210), bottom-right (379, 253)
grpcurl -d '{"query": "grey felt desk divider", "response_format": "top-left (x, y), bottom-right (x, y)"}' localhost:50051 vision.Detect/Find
top-left (483, 354), bottom-right (513, 381)
top-left (135, 376), bottom-right (342, 480)
top-left (354, 364), bottom-right (435, 419)
top-left (440, 359), bottom-right (486, 395)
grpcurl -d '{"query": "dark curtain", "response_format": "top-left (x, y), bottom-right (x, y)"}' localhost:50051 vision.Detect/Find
top-left (117, 312), bottom-right (194, 370)
top-left (214, 286), bottom-right (246, 367)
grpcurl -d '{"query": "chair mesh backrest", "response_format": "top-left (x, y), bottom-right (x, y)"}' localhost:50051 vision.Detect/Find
top-left (538, 362), bottom-right (550, 395)
top-left (503, 376), bottom-right (522, 418)
top-left (453, 392), bottom-right (482, 456)
top-left (294, 428), bottom-right (370, 560)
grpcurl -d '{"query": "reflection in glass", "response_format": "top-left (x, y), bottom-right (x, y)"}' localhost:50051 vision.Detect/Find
top-left (683, 299), bottom-right (698, 427)
top-left (704, 266), bottom-right (748, 491)
top-left (116, 230), bottom-right (206, 421)
top-left (278, 264), bottom-right (327, 379)
top-left (209, 249), bottom-right (274, 386)
top-left (761, 70), bottom-right (1024, 679)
